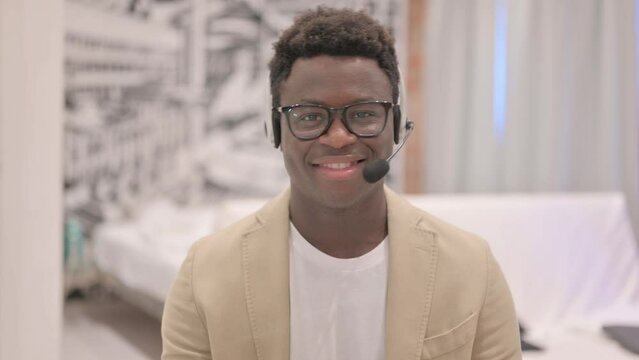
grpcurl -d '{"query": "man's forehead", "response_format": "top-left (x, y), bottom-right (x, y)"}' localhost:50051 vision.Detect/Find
top-left (280, 56), bottom-right (392, 104)
top-left (284, 55), bottom-right (389, 88)
top-left (290, 55), bottom-right (378, 71)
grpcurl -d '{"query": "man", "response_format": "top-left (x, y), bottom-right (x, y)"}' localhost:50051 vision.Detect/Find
top-left (162, 7), bottom-right (521, 360)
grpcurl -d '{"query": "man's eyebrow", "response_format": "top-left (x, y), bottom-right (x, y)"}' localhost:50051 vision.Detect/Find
top-left (297, 99), bottom-right (325, 105)
top-left (296, 97), bottom-right (381, 106)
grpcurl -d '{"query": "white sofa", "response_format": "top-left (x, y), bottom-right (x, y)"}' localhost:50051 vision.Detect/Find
top-left (93, 192), bottom-right (639, 359)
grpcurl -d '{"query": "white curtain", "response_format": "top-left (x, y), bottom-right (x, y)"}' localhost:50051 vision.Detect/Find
top-left (423, 0), bottom-right (639, 236)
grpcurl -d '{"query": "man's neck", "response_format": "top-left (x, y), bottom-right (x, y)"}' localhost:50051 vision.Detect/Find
top-left (289, 188), bottom-right (388, 259)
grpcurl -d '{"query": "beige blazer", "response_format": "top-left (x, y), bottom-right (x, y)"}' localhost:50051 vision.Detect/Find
top-left (162, 188), bottom-right (522, 360)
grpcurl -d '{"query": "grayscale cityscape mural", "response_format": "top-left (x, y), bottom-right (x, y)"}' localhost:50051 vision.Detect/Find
top-left (64, 0), bottom-right (405, 234)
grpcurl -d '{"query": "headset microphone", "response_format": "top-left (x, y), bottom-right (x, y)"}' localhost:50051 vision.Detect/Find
top-left (363, 120), bottom-right (414, 183)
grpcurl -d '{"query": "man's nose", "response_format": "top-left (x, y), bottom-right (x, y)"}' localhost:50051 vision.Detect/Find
top-left (318, 116), bottom-right (357, 149)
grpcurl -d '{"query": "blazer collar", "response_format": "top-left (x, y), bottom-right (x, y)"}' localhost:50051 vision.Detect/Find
top-left (240, 187), bottom-right (439, 360)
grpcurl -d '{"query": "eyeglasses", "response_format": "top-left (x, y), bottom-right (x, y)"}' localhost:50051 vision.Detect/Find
top-left (274, 100), bottom-right (394, 140)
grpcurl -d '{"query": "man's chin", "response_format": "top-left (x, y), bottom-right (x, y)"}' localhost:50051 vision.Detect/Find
top-left (305, 184), bottom-right (383, 210)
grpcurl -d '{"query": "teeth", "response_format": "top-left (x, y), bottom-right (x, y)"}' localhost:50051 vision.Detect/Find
top-left (320, 162), bottom-right (355, 170)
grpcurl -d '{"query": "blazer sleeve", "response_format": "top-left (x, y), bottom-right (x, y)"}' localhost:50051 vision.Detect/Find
top-left (471, 246), bottom-right (522, 360)
top-left (161, 242), bottom-right (212, 360)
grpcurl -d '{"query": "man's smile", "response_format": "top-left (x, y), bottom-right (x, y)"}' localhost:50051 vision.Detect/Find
top-left (311, 155), bottom-right (367, 180)
top-left (317, 162), bottom-right (359, 170)
top-left (311, 155), bottom-right (367, 168)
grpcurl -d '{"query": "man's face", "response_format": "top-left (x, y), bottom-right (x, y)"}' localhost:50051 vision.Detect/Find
top-left (278, 55), bottom-right (395, 209)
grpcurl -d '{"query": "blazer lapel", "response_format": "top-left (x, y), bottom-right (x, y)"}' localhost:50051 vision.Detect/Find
top-left (242, 190), bottom-right (291, 360)
top-left (384, 188), bottom-right (439, 360)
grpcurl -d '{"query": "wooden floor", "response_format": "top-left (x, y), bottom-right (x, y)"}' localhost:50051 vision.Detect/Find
top-left (63, 294), bottom-right (162, 360)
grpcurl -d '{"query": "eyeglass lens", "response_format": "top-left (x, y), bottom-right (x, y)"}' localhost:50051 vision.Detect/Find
top-left (288, 103), bottom-right (387, 139)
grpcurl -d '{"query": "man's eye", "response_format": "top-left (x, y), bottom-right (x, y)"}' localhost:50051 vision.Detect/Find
top-left (299, 113), bottom-right (323, 122)
top-left (352, 111), bottom-right (375, 118)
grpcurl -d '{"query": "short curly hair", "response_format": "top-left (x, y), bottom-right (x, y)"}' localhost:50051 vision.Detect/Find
top-left (268, 7), bottom-right (399, 108)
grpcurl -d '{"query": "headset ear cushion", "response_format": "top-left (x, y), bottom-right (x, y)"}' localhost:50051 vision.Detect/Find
top-left (271, 109), bottom-right (282, 148)
top-left (393, 105), bottom-right (402, 144)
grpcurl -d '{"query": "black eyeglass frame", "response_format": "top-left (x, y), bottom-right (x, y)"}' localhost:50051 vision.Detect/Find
top-left (273, 100), bottom-right (395, 141)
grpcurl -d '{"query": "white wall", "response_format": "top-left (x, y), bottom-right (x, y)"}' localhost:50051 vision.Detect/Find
top-left (0, 1), bottom-right (64, 359)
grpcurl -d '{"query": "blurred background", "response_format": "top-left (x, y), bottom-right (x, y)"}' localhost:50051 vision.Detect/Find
top-left (1, 0), bottom-right (639, 359)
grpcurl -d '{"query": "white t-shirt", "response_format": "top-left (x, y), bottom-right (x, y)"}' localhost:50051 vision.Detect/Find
top-left (289, 223), bottom-right (389, 360)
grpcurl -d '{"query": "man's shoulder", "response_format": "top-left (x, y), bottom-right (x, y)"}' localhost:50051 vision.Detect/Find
top-left (196, 212), bottom-right (259, 254)
top-left (385, 188), bottom-right (489, 262)
top-left (190, 190), bottom-right (290, 265)
top-left (418, 207), bottom-right (487, 253)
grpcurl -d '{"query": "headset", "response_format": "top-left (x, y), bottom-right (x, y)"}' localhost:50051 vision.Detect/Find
top-left (265, 68), bottom-right (410, 149)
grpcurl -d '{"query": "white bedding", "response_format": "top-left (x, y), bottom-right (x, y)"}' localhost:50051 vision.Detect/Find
top-left (93, 199), bottom-right (216, 302)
